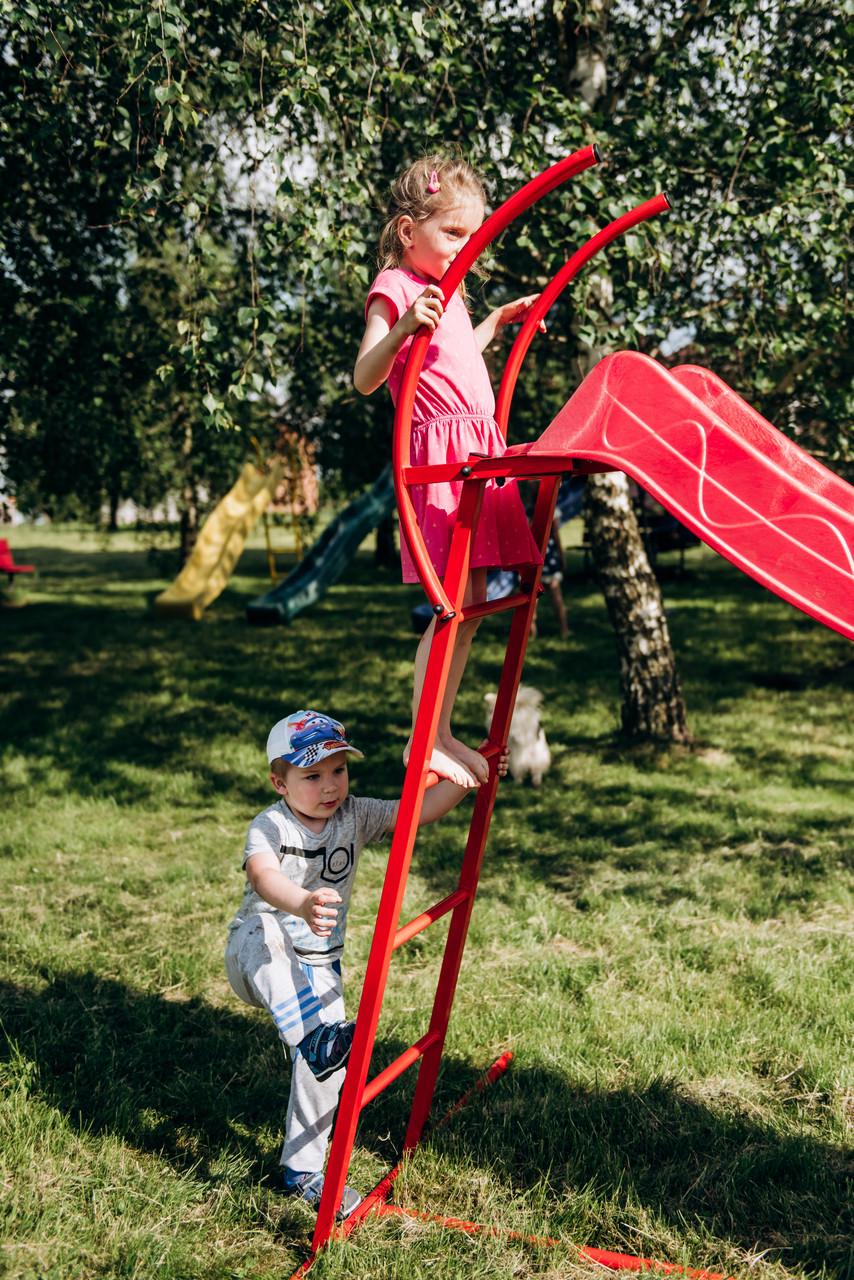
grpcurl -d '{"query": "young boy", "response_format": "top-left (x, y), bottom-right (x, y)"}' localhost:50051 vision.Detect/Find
top-left (224, 709), bottom-right (503, 1219)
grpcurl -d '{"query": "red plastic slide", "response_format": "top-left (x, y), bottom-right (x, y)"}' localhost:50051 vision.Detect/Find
top-left (515, 352), bottom-right (854, 641)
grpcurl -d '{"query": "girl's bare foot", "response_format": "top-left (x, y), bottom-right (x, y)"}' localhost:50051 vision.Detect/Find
top-left (441, 733), bottom-right (489, 785)
top-left (403, 741), bottom-right (478, 788)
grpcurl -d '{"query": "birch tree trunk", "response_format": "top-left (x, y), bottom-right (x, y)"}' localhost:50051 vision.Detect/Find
top-left (585, 474), bottom-right (690, 740)
top-left (563, 3), bottom-right (691, 741)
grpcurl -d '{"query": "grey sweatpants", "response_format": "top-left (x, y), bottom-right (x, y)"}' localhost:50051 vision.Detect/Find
top-left (225, 912), bottom-right (347, 1173)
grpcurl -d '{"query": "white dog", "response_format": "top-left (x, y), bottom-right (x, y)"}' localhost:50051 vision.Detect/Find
top-left (484, 684), bottom-right (551, 787)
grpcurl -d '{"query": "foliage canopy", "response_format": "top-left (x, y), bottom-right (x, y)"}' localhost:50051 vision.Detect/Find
top-left (1, 0), bottom-right (850, 518)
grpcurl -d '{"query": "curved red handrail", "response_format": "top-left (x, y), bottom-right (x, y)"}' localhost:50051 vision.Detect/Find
top-left (495, 192), bottom-right (672, 435)
top-left (393, 144), bottom-right (602, 619)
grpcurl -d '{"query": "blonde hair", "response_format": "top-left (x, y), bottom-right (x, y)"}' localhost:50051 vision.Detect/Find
top-left (378, 154), bottom-right (488, 288)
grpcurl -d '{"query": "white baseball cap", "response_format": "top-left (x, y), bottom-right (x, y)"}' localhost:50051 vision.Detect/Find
top-left (266, 709), bottom-right (364, 768)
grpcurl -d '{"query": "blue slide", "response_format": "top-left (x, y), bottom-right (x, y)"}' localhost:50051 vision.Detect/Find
top-left (246, 467), bottom-right (395, 625)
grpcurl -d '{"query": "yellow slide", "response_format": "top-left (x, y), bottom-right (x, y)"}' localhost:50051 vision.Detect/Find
top-left (154, 460), bottom-right (284, 620)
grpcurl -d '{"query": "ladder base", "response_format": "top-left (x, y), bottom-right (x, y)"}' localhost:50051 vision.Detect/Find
top-left (371, 1204), bottom-right (730, 1280)
top-left (287, 1053), bottom-right (730, 1280)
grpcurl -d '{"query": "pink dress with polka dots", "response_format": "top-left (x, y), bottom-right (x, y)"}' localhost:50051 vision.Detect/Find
top-left (366, 267), bottom-right (541, 585)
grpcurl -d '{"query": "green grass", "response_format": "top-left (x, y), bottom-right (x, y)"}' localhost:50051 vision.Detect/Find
top-left (1, 524), bottom-right (852, 1280)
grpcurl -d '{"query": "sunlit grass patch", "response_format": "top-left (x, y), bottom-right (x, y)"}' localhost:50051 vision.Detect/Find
top-left (1, 527), bottom-right (851, 1279)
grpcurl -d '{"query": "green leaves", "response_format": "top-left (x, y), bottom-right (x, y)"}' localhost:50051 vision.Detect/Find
top-left (2, 0), bottom-right (850, 532)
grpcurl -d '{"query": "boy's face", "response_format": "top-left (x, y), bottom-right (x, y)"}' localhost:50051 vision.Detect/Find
top-left (271, 751), bottom-right (350, 828)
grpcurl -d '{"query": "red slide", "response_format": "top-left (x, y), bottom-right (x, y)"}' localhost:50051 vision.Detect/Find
top-left (515, 351), bottom-right (854, 641)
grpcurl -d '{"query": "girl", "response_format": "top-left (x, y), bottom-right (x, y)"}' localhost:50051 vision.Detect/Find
top-left (354, 154), bottom-right (543, 788)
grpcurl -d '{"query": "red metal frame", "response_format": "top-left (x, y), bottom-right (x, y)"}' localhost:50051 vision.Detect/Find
top-left (495, 192), bottom-right (671, 435)
top-left (371, 1205), bottom-right (729, 1279)
top-left (314, 145), bottom-right (612, 1246)
top-left (329, 1051), bottom-right (729, 1278)
top-left (394, 143), bottom-right (601, 620)
top-left (287, 133), bottom-right (854, 1275)
top-left (301, 151), bottom-right (741, 1279)
top-left (0, 538), bottom-right (35, 581)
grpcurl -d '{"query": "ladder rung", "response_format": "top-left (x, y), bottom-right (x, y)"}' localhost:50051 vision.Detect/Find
top-left (361, 1031), bottom-right (440, 1109)
top-left (402, 455), bottom-right (579, 485)
top-left (393, 888), bottom-right (469, 951)
top-left (462, 591), bottom-right (531, 621)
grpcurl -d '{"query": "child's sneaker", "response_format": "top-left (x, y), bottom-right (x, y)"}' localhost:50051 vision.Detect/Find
top-left (298, 1020), bottom-right (355, 1081)
top-left (283, 1169), bottom-right (362, 1220)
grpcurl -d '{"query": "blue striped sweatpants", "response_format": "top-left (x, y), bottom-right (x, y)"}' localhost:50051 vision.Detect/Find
top-left (225, 912), bottom-right (346, 1171)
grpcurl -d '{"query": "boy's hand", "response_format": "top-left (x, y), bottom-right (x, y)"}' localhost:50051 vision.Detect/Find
top-left (401, 285), bottom-right (444, 335)
top-left (301, 887), bottom-right (342, 937)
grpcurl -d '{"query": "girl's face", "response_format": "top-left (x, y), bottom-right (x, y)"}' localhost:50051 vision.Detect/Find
top-left (398, 194), bottom-right (485, 282)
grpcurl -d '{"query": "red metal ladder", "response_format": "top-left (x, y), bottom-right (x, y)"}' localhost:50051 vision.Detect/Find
top-left (311, 466), bottom-right (566, 1251)
top-left (307, 148), bottom-right (672, 1260)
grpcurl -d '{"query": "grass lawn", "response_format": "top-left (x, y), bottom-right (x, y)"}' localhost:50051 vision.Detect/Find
top-left (1, 524), bottom-right (851, 1280)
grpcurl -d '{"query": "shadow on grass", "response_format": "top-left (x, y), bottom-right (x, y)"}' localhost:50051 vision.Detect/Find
top-left (435, 1062), bottom-right (852, 1275)
top-left (408, 766), bottom-right (851, 923)
top-left (1, 971), bottom-right (850, 1275)
top-left (2, 552), bottom-right (850, 791)
top-left (7, 541), bottom-right (284, 582)
top-left (0, 593), bottom-right (412, 807)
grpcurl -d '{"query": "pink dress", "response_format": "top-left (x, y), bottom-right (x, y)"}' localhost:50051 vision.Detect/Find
top-left (366, 267), bottom-right (541, 585)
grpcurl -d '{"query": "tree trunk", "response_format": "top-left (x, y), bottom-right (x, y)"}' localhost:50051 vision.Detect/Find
top-left (564, 0), bottom-right (690, 741)
top-left (585, 472), bottom-right (690, 741)
top-left (107, 486), bottom-right (120, 532)
top-left (179, 500), bottom-right (198, 567)
top-left (374, 513), bottom-right (396, 567)
top-left (178, 411), bottom-right (198, 567)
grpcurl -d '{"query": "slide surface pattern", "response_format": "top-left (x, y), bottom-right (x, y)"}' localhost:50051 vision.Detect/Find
top-left (522, 353), bottom-right (853, 640)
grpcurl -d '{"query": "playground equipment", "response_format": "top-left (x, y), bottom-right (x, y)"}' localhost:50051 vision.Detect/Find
top-left (246, 466), bottom-right (394, 625)
top-left (292, 145), bottom-right (854, 1278)
top-left (257, 426), bottom-right (319, 581)
top-left (0, 538), bottom-right (35, 584)
top-left (154, 460), bottom-right (284, 620)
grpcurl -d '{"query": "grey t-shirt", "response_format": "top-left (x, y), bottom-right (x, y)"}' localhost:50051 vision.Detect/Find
top-left (228, 795), bottom-right (395, 965)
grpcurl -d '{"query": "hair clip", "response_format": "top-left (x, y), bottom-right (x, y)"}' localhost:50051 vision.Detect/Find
top-left (426, 169), bottom-right (441, 194)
